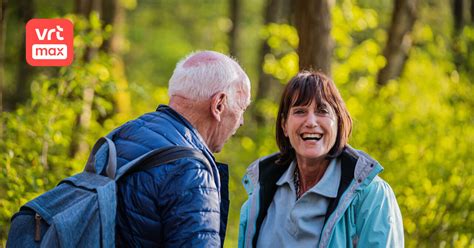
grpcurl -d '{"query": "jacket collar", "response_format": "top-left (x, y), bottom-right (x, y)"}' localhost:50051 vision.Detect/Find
top-left (156, 104), bottom-right (215, 161)
top-left (275, 159), bottom-right (341, 198)
top-left (245, 146), bottom-right (382, 190)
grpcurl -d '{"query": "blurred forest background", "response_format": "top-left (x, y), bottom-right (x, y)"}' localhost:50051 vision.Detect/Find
top-left (0, 0), bottom-right (473, 247)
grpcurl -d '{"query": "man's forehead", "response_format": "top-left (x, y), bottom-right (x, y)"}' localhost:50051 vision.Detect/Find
top-left (183, 51), bottom-right (222, 68)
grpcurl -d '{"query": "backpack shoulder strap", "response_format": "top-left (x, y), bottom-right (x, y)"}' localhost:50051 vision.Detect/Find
top-left (115, 146), bottom-right (211, 181)
top-left (84, 137), bottom-right (118, 179)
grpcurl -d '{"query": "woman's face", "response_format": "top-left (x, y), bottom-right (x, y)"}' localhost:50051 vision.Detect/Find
top-left (282, 100), bottom-right (338, 162)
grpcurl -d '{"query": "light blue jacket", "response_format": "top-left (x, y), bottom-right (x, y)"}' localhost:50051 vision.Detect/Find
top-left (238, 146), bottom-right (404, 247)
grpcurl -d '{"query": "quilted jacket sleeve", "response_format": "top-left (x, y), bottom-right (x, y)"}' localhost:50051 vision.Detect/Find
top-left (116, 158), bottom-right (221, 247)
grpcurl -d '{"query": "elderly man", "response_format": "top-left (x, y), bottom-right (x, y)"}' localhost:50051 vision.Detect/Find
top-left (113, 51), bottom-right (251, 247)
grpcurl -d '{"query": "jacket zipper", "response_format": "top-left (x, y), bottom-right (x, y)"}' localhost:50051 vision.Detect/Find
top-left (35, 213), bottom-right (42, 241)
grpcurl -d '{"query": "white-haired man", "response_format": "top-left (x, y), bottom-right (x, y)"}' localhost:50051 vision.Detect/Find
top-left (112, 51), bottom-right (251, 247)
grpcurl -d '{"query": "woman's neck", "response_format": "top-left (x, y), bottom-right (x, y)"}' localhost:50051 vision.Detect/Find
top-left (295, 157), bottom-right (330, 195)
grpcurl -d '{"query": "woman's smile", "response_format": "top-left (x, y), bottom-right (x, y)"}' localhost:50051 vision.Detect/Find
top-left (301, 133), bottom-right (322, 141)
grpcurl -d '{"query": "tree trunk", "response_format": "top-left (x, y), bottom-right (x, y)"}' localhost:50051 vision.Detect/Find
top-left (453, 0), bottom-right (464, 33)
top-left (293, 0), bottom-right (332, 76)
top-left (257, 0), bottom-right (282, 100)
top-left (101, 0), bottom-right (131, 119)
top-left (101, 0), bottom-right (118, 53)
top-left (0, 0), bottom-right (7, 138)
top-left (77, 84), bottom-right (95, 154)
top-left (254, 0), bottom-right (289, 125)
top-left (452, 0), bottom-right (473, 73)
top-left (70, 0), bottom-right (102, 158)
top-left (75, 0), bottom-right (92, 17)
top-left (377, 0), bottom-right (419, 87)
top-left (471, 0), bottom-right (474, 23)
top-left (452, 0), bottom-right (465, 70)
top-left (84, 0), bottom-right (101, 62)
top-left (12, 0), bottom-right (34, 108)
top-left (229, 0), bottom-right (241, 59)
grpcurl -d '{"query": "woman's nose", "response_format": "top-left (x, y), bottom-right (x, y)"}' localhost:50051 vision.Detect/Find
top-left (305, 113), bottom-right (318, 128)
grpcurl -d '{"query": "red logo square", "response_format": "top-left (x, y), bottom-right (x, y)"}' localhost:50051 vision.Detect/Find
top-left (26, 19), bottom-right (74, 66)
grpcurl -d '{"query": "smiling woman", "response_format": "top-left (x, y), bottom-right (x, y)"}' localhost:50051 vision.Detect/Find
top-left (238, 71), bottom-right (404, 248)
top-left (282, 100), bottom-right (339, 197)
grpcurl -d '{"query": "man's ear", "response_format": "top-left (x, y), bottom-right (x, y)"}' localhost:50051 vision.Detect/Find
top-left (211, 92), bottom-right (227, 122)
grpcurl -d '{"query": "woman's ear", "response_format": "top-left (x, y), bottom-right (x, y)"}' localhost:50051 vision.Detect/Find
top-left (210, 92), bottom-right (227, 122)
top-left (281, 118), bottom-right (288, 137)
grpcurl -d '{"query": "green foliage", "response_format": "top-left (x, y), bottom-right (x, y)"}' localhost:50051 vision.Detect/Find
top-left (344, 51), bottom-right (474, 246)
top-left (261, 23), bottom-right (299, 82)
top-left (0, 14), bottom-right (121, 246)
top-left (332, 1), bottom-right (474, 246)
top-left (124, 0), bottom-right (229, 95)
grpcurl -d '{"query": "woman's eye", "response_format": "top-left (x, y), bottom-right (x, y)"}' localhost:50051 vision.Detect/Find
top-left (317, 108), bottom-right (329, 114)
top-left (293, 109), bottom-right (305, 114)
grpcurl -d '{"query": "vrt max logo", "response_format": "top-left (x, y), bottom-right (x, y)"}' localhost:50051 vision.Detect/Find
top-left (26, 19), bottom-right (74, 66)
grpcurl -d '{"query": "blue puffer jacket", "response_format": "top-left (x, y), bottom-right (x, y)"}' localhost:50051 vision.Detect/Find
top-left (108, 105), bottom-right (229, 247)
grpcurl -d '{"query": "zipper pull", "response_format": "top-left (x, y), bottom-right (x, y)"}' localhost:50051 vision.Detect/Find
top-left (35, 213), bottom-right (42, 242)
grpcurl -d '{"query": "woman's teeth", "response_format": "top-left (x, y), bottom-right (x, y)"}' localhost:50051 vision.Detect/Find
top-left (301, 133), bottom-right (322, 141)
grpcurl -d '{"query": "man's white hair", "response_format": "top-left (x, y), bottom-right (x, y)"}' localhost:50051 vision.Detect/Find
top-left (168, 51), bottom-right (250, 108)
